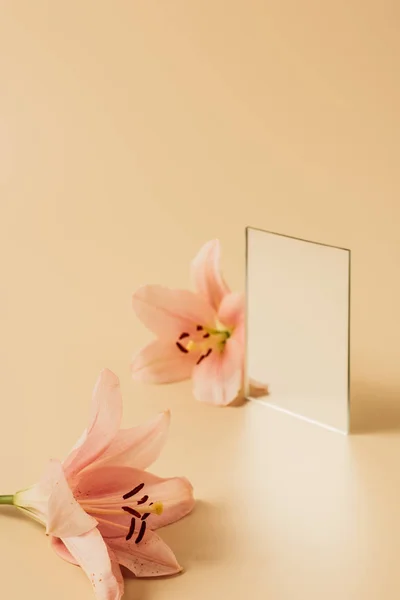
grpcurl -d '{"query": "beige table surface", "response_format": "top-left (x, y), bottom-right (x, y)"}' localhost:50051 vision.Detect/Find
top-left (1, 1), bottom-right (400, 598)
top-left (2, 374), bottom-right (400, 600)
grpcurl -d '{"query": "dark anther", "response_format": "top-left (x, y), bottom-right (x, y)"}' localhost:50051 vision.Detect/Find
top-left (135, 521), bottom-right (147, 544)
top-left (203, 333), bottom-right (210, 338)
top-left (179, 332), bottom-right (189, 339)
top-left (176, 342), bottom-right (189, 353)
top-left (122, 506), bottom-right (141, 518)
top-left (137, 495), bottom-right (149, 505)
top-left (196, 348), bottom-right (212, 365)
top-left (123, 482), bottom-right (145, 500)
top-left (149, 502), bottom-right (153, 506)
top-left (196, 325), bottom-right (203, 331)
top-left (141, 512), bottom-right (150, 520)
top-left (126, 517), bottom-right (136, 541)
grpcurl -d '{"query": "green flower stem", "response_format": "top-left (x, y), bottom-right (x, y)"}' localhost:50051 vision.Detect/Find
top-left (0, 495), bottom-right (14, 505)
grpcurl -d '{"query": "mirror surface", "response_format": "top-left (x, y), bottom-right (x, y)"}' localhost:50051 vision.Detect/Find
top-left (246, 227), bottom-right (350, 433)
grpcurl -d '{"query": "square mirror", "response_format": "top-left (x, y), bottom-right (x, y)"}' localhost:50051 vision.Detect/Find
top-left (245, 227), bottom-right (351, 434)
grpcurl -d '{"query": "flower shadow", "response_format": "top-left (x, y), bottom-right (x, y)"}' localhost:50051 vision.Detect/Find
top-left (0, 505), bottom-right (43, 532)
top-left (158, 499), bottom-right (227, 566)
top-left (124, 500), bottom-right (227, 598)
top-left (232, 381), bottom-right (270, 407)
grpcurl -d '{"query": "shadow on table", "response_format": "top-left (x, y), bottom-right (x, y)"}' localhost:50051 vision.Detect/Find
top-left (159, 499), bottom-right (227, 565)
top-left (0, 504), bottom-right (44, 531)
top-left (2, 495), bottom-right (227, 599)
top-left (125, 500), bottom-right (227, 598)
top-left (351, 380), bottom-right (400, 434)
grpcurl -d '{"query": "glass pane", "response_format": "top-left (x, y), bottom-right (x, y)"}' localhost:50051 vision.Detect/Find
top-left (246, 227), bottom-right (351, 433)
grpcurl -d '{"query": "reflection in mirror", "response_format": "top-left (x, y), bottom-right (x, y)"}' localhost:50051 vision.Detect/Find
top-left (245, 227), bottom-right (351, 434)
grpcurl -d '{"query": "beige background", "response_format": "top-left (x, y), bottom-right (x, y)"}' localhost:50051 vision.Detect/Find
top-left (1, 1), bottom-right (400, 598)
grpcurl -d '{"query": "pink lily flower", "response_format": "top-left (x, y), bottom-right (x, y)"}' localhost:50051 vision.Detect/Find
top-left (8, 369), bottom-right (194, 600)
top-left (131, 239), bottom-right (267, 406)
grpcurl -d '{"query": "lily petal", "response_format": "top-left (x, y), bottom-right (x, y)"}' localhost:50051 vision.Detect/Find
top-left (62, 528), bottom-right (123, 600)
top-left (67, 428), bottom-right (89, 456)
top-left (109, 547), bottom-right (125, 598)
top-left (90, 411), bottom-right (171, 471)
top-left (218, 292), bottom-right (245, 348)
top-left (131, 339), bottom-right (198, 384)
top-left (64, 369), bottom-right (122, 479)
top-left (51, 533), bottom-right (126, 600)
top-left (135, 474), bottom-right (194, 531)
top-left (71, 466), bottom-right (194, 537)
top-left (44, 460), bottom-right (98, 538)
top-left (191, 239), bottom-right (230, 310)
top-left (108, 530), bottom-right (182, 578)
top-left (132, 285), bottom-right (215, 338)
top-left (51, 536), bottom-right (79, 565)
top-left (193, 338), bottom-right (243, 406)
top-left (218, 292), bottom-right (245, 330)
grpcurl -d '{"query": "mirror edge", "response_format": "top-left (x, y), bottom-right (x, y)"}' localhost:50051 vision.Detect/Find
top-left (244, 226), bottom-right (352, 436)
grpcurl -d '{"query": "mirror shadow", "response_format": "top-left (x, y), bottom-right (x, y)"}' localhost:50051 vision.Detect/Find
top-left (351, 381), bottom-right (400, 434)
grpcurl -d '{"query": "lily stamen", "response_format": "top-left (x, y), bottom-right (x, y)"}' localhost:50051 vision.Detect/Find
top-left (122, 500), bottom-right (162, 544)
top-left (183, 328), bottom-right (231, 354)
top-left (84, 501), bottom-right (163, 517)
top-left (196, 348), bottom-right (212, 365)
top-left (122, 482), bottom-right (144, 500)
top-left (137, 494), bottom-right (149, 505)
top-left (95, 516), bottom-right (130, 531)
